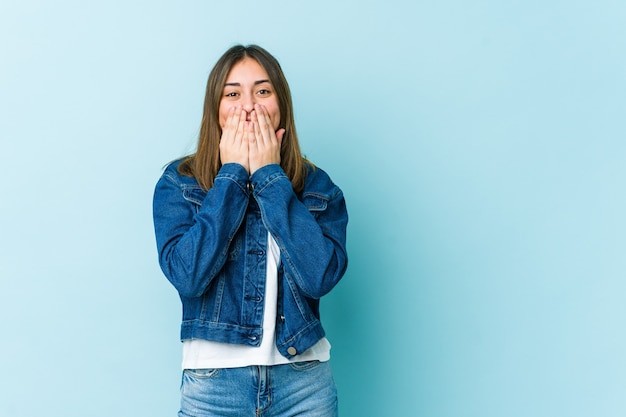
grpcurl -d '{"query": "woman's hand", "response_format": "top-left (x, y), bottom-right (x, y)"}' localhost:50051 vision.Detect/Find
top-left (219, 106), bottom-right (250, 173)
top-left (248, 104), bottom-right (285, 175)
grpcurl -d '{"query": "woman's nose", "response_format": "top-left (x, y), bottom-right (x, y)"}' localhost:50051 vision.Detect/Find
top-left (242, 95), bottom-right (256, 112)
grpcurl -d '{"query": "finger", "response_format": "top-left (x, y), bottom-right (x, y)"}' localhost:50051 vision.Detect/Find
top-left (220, 106), bottom-right (235, 140)
top-left (250, 109), bottom-right (263, 144)
top-left (241, 112), bottom-right (256, 151)
top-left (254, 105), bottom-right (274, 144)
top-left (235, 109), bottom-right (246, 143)
top-left (222, 106), bottom-right (242, 142)
top-left (253, 109), bottom-right (273, 151)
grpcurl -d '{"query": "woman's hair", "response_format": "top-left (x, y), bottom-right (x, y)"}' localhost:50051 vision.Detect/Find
top-left (178, 44), bottom-right (311, 193)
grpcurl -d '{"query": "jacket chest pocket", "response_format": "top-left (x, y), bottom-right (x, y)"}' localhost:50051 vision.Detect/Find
top-left (302, 192), bottom-right (329, 219)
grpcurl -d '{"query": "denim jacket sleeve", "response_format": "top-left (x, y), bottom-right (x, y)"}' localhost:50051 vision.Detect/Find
top-left (153, 162), bottom-right (251, 298)
top-left (250, 164), bottom-right (348, 299)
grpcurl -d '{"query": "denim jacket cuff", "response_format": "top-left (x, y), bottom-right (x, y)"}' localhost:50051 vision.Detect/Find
top-left (250, 164), bottom-right (287, 193)
top-left (215, 163), bottom-right (251, 192)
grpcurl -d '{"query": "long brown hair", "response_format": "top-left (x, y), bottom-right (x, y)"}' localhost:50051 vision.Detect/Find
top-left (178, 44), bottom-right (311, 192)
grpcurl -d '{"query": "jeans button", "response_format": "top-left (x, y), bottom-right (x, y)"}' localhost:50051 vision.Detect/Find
top-left (287, 347), bottom-right (297, 355)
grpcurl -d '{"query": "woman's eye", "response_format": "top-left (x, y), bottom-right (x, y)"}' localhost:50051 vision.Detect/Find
top-left (224, 92), bottom-right (238, 97)
top-left (257, 89), bottom-right (271, 95)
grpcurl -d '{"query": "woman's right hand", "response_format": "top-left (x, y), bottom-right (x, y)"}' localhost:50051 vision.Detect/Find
top-left (219, 106), bottom-right (250, 173)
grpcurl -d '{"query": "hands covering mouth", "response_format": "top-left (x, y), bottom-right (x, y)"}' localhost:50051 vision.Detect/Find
top-left (219, 104), bottom-right (285, 175)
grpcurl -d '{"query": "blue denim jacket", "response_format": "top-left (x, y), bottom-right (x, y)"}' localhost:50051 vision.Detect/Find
top-left (153, 160), bottom-right (348, 359)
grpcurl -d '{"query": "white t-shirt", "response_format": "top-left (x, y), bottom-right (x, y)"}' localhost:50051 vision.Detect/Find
top-left (181, 233), bottom-right (330, 369)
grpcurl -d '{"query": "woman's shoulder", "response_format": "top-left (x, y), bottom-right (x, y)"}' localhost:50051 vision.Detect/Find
top-left (159, 157), bottom-right (200, 188)
top-left (303, 163), bottom-right (342, 198)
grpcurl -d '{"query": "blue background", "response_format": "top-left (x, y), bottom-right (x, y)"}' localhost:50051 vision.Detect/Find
top-left (1, 1), bottom-right (625, 416)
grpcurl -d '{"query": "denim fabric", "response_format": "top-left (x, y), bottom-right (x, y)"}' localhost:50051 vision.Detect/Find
top-left (153, 161), bottom-right (348, 359)
top-left (179, 361), bottom-right (338, 417)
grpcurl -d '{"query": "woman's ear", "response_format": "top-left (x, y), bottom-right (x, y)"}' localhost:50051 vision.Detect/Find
top-left (276, 128), bottom-right (286, 144)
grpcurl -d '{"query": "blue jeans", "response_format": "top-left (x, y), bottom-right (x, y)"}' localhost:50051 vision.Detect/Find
top-left (178, 361), bottom-right (338, 416)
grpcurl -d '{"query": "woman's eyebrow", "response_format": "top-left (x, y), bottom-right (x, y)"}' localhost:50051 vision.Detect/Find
top-left (224, 79), bottom-right (271, 87)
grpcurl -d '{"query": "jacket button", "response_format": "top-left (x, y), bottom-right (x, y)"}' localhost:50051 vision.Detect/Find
top-left (287, 347), bottom-right (297, 355)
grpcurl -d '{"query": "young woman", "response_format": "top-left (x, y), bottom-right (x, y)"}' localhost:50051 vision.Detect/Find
top-left (153, 44), bottom-right (348, 416)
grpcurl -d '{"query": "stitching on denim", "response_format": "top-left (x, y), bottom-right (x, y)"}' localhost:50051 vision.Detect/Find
top-left (216, 176), bottom-right (249, 195)
top-left (277, 319), bottom-right (321, 347)
top-left (253, 173), bottom-right (288, 195)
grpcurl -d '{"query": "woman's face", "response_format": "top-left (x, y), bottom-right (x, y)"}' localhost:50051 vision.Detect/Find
top-left (218, 57), bottom-right (281, 131)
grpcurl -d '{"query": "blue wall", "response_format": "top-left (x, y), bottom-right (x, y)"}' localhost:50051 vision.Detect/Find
top-left (1, 1), bottom-right (625, 416)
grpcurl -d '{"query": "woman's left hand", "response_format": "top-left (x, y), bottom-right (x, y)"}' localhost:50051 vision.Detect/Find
top-left (248, 104), bottom-right (285, 175)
